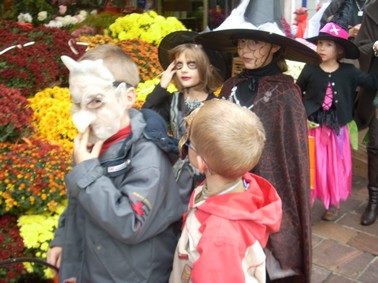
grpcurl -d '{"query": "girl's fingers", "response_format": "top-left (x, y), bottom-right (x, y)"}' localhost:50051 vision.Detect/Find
top-left (168, 61), bottom-right (176, 71)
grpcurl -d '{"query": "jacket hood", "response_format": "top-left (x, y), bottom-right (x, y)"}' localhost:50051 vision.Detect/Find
top-left (191, 172), bottom-right (282, 247)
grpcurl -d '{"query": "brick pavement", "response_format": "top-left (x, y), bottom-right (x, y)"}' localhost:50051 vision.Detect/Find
top-left (311, 175), bottom-right (378, 283)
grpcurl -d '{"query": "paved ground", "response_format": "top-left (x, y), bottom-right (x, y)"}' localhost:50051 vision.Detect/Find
top-left (311, 175), bottom-right (378, 283)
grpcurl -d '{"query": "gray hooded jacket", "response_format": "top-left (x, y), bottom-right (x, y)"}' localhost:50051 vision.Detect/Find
top-left (50, 109), bottom-right (184, 282)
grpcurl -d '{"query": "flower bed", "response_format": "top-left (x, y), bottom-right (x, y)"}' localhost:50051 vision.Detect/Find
top-left (0, 84), bottom-right (34, 143)
top-left (0, 215), bottom-right (27, 282)
top-left (116, 38), bottom-right (162, 82)
top-left (0, 138), bottom-right (70, 216)
top-left (0, 19), bottom-right (86, 97)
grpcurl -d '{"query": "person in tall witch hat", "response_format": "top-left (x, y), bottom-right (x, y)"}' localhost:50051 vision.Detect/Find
top-left (194, 1), bottom-right (320, 282)
top-left (142, 31), bottom-right (228, 192)
top-left (297, 0), bottom-right (378, 222)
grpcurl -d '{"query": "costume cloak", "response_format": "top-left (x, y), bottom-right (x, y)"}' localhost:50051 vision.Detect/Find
top-left (220, 71), bottom-right (312, 282)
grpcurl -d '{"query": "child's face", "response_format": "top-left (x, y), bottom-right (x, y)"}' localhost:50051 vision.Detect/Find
top-left (237, 39), bottom-right (275, 69)
top-left (316, 40), bottom-right (339, 62)
top-left (69, 73), bottom-right (130, 144)
top-left (174, 53), bottom-right (201, 89)
top-left (61, 55), bottom-right (136, 144)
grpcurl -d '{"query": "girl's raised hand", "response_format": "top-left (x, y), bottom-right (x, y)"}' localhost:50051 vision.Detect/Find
top-left (160, 61), bottom-right (177, 89)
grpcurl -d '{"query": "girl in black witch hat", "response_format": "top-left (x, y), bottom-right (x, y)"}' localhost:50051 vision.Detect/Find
top-left (297, 0), bottom-right (378, 222)
top-left (142, 31), bottom-right (226, 192)
top-left (194, 0), bottom-right (320, 282)
top-left (143, 31), bottom-right (225, 141)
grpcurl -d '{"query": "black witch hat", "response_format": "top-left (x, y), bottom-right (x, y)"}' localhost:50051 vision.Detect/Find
top-left (158, 30), bottom-right (231, 80)
top-left (194, 0), bottom-right (321, 64)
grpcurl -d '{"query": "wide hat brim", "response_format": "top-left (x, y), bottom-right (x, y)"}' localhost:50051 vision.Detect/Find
top-left (158, 30), bottom-right (231, 80)
top-left (194, 29), bottom-right (322, 65)
top-left (158, 31), bottom-right (197, 69)
top-left (306, 33), bottom-right (360, 59)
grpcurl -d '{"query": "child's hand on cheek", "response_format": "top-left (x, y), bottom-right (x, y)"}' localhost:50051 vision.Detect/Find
top-left (73, 127), bottom-right (104, 164)
top-left (160, 61), bottom-right (177, 89)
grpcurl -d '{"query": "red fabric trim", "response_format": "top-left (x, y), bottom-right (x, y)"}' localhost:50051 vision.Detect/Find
top-left (100, 125), bottom-right (131, 155)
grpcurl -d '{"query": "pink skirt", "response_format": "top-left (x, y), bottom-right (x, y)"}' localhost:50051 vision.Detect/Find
top-left (309, 125), bottom-right (352, 209)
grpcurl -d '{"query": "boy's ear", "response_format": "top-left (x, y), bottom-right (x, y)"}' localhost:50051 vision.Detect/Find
top-left (115, 83), bottom-right (136, 109)
top-left (196, 155), bottom-right (208, 174)
top-left (125, 87), bottom-right (136, 109)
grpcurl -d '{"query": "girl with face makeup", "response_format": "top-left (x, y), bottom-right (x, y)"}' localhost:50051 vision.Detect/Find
top-left (142, 32), bottom-right (226, 191)
top-left (143, 33), bottom-right (224, 141)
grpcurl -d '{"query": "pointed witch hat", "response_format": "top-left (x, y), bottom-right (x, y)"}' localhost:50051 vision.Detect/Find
top-left (194, 0), bottom-right (321, 64)
top-left (306, 0), bottom-right (360, 59)
top-left (158, 30), bottom-right (232, 80)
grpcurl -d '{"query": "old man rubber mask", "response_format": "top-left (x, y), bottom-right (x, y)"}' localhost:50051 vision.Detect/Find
top-left (61, 55), bottom-right (130, 144)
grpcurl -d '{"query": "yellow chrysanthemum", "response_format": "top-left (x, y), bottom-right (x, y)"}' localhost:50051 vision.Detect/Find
top-left (29, 87), bottom-right (76, 151)
top-left (17, 203), bottom-right (67, 279)
top-left (109, 11), bottom-right (188, 47)
top-left (134, 77), bottom-right (178, 109)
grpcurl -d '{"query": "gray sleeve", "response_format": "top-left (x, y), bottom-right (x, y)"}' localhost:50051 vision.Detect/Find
top-left (64, 144), bottom-right (180, 244)
top-left (49, 208), bottom-right (68, 247)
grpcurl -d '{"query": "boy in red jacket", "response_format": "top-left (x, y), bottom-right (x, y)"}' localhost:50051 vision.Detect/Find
top-left (169, 99), bottom-right (282, 283)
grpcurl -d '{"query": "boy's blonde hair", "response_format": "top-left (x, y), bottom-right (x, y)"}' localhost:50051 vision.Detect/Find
top-left (79, 44), bottom-right (140, 87)
top-left (169, 43), bottom-right (223, 93)
top-left (190, 99), bottom-right (265, 179)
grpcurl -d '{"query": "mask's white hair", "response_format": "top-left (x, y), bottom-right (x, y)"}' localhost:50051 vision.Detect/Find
top-left (61, 55), bottom-right (115, 82)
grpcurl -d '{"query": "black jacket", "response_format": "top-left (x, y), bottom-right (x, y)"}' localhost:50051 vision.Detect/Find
top-left (320, 0), bottom-right (371, 30)
top-left (296, 63), bottom-right (378, 126)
